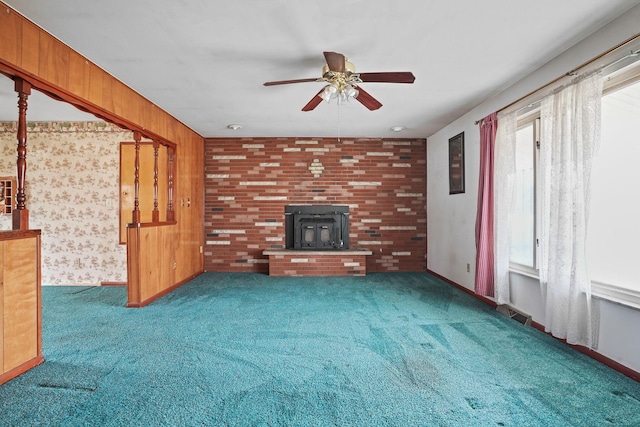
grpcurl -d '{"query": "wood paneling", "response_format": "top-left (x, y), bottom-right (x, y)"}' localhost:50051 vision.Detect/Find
top-left (19, 20), bottom-right (40, 76)
top-left (0, 7), bottom-right (20, 67)
top-left (3, 237), bottom-right (38, 371)
top-left (127, 224), bottom-right (179, 307)
top-left (1, 2), bottom-right (205, 310)
top-left (126, 225), bottom-right (140, 305)
top-left (67, 50), bottom-right (90, 100)
top-left (38, 32), bottom-right (70, 89)
top-left (0, 231), bottom-right (42, 384)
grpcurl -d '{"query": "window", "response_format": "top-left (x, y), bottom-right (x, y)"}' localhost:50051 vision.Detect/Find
top-left (587, 63), bottom-right (640, 305)
top-left (508, 59), bottom-right (640, 307)
top-left (510, 113), bottom-right (539, 270)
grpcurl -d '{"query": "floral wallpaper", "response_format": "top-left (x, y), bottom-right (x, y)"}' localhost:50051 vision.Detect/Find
top-left (0, 121), bottom-right (131, 285)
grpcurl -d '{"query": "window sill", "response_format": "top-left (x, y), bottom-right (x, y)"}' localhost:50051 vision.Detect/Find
top-left (508, 266), bottom-right (640, 312)
top-left (591, 281), bottom-right (640, 311)
top-left (508, 263), bottom-right (539, 280)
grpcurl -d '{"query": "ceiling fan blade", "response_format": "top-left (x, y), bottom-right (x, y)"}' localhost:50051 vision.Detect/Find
top-left (354, 86), bottom-right (383, 111)
top-left (358, 72), bottom-right (415, 84)
top-left (302, 89), bottom-right (325, 111)
top-left (323, 51), bottom-right (345, 73)
top-left (263, 78), bottom-right (318, 86)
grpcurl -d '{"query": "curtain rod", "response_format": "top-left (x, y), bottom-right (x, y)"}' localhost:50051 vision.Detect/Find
top-left (474, 32), bottom-right (640, 125)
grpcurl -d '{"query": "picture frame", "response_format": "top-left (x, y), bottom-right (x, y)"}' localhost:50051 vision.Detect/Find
top-left (448, 132), bottom-right (465, 194)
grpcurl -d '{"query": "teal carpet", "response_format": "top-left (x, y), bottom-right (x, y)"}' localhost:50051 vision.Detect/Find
top-left (1, 272), bottom-right (639, 426)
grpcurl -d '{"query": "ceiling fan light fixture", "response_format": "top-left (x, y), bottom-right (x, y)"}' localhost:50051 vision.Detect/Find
top-left (345, 84), bottom-right (359, 99)
top-left (320, 84), bottom-right (338, 102)
top-left (263, 51), bottom-right (415, 112)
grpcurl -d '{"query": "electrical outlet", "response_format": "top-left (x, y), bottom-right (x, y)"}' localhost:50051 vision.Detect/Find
top-left (466, 263), bottom-right (470, 273)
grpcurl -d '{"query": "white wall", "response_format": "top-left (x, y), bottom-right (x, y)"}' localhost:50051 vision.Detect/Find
top-left (427, 5), bottom-right (640, 373)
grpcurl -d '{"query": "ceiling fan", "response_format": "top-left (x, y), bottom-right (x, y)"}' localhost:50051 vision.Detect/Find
top-left (263, 51), bottom-right (415, 111)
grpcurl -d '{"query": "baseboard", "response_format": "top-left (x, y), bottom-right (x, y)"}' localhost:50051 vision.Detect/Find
top-left (426, 269), bottom-right (640, 383)
top-left (126, 271), bottom-right (203, 308)
top-left (100, 281), bottom-right (126, 286)
top-left (529, 320), bottom-right (640, 382)
top-left (426, 269), bottom-right (497, 308)
top-left (0, 355), bottom-right (45, 386)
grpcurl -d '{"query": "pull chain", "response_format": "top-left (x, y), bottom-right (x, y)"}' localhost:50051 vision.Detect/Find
top-left (337, 103), bottom-right (342, 143)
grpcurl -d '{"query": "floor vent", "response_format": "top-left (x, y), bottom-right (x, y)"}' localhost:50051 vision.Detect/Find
top-left (496, 304), bottom-right (532, 326)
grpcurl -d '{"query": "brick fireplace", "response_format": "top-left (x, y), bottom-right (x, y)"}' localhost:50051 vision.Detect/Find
top-left (204, 137), bottom-right (426, 273)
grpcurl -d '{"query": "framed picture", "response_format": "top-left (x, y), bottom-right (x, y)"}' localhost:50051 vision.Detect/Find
top-left (448, 132), bottom-right (465, 194)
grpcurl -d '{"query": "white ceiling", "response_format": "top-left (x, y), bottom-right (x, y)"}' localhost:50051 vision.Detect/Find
top-left (1, 0), bottom-right (639, 139)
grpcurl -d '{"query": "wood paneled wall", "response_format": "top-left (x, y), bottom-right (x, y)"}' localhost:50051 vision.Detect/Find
top-left (0, 3), bottom-right (205, 304)
top-left (0, 230), bottom-right (43, 385)
top-left (127, 224), bottom-right (178, 307)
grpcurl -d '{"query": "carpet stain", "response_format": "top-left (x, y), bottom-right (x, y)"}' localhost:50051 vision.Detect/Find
top-left (450, 322), bottom-right (490, 351)
top-left (464, 396), bottom-right (485, 409)
top-left (419, 324), bottom-right (452, 350)
top-left (612, 390), bottom-right (640, 403)
top-left (218, 362), bottom-right (369, 425)
top-left (37, 382), bottom-right (97, 393)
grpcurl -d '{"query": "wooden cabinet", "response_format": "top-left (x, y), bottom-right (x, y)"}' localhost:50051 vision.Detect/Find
top-left (0, 230), bottom-right (43, 385)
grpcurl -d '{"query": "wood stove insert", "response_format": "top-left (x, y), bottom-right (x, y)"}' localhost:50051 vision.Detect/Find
top-left (285, 205), bottom-right (349, 250)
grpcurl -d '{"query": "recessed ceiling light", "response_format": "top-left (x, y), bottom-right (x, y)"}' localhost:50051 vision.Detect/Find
top-left (390, 126), bottom-right (405, 132)
top-left (227, 124), bottom-right (242, 130)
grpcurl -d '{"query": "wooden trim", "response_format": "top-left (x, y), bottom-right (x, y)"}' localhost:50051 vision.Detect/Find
top-left (426, 269), bottom-right (497, 308)
top-left (100, 281), bottom-right (126, 287)
top-left (126, 225), bottom-right (140, 305)
top-left (0, 355), bottom-right (44, 386)
top-left (126, 221), bottom-right (177, 228)
top-left (126, 272), bottom-right (202, 308)
top-left (0, 229), bottom-right (42, 240)
top-left (427, 269), bottom-right (640, 383)
top-left (530, 320), bottom-right (640, 382)
top-left (36, 232), bottom-right (42, 358)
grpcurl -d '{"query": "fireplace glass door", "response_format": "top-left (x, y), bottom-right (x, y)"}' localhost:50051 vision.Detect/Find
top-left (300, 220), bottom-right (335, 249)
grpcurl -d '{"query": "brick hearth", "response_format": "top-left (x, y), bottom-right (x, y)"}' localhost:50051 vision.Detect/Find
top-left (262, 249), bottom-right (373, 276)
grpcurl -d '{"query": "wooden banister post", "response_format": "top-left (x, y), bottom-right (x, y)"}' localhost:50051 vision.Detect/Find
top-left (152, 141), bottom-right (159, 222)
top-left (13, 78), bottom-right (31, 231)
top-left (132, 131), bottom-right (141, 224)
top-left (166, 146), bottom-right (175, 221)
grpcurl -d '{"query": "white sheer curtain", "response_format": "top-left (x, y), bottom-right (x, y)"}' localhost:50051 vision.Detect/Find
top-left (539, 72), bottom-right (603, 348)
top-left (493, 110), bottom-right (517, 305)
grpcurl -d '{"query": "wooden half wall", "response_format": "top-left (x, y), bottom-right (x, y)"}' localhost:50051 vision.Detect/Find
top-left (0, 3), bottom-right (205, 306)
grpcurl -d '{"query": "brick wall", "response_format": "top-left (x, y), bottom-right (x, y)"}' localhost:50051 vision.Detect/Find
top-left (204, 137), bottom-right (426, 273)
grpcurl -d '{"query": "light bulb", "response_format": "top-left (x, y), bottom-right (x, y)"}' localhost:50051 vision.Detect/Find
top-left (345, 85), bottom-right (358, 98)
